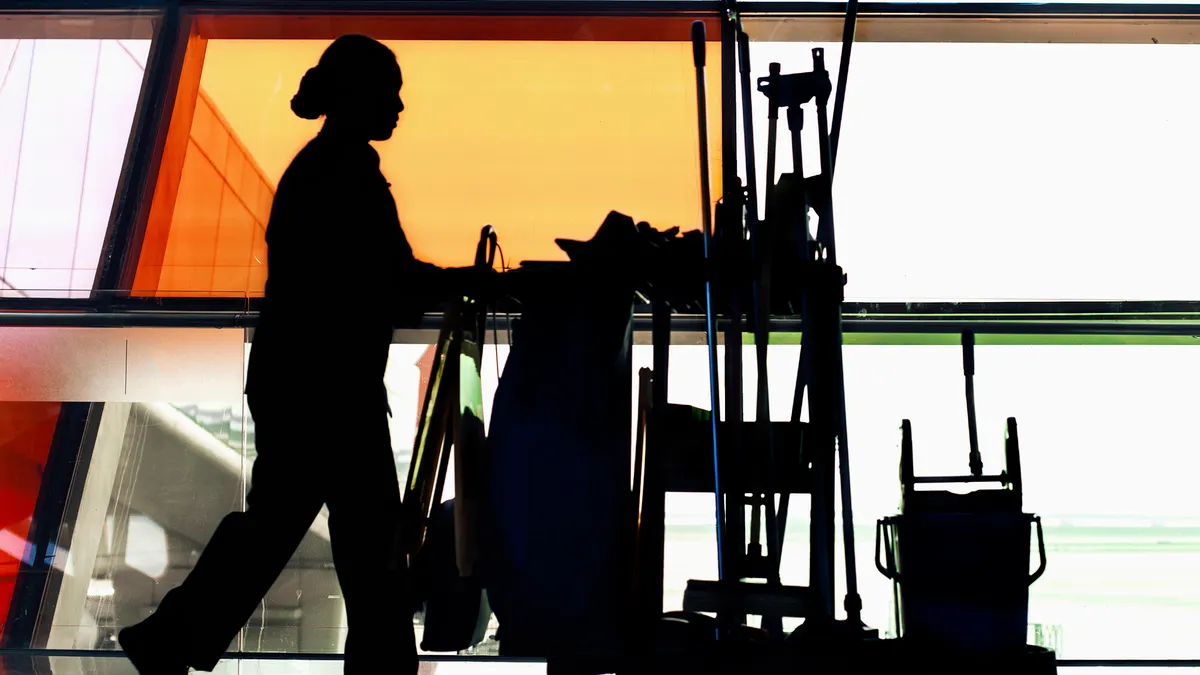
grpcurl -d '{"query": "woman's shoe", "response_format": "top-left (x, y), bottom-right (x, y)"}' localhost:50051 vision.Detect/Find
top-left (118, 618), bottom-right (189, 675)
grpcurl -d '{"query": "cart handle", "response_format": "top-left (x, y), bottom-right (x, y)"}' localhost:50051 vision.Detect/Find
top-left (875, 517), bottom-right (902, 583)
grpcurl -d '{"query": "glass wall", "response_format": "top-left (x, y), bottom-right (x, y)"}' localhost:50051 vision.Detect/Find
top-left (3, 1), bottom-right (1200, 670)
top-left (0, 14), bottom-right (155, 298)
top-left (142, 91), bottom-right (274, 299)
top-left (737, 26), bottom-right (1200, 302)
top-left (130, 14), bottom-right (723, 298)
top-left (651, 342), bottom-right (1200, 659)
top-left (0, 329), bottom-right (499, 654)
top-left (7, 324), bottom-right (1197, 660)
top-left (0, 326), bottom-right (246, 648)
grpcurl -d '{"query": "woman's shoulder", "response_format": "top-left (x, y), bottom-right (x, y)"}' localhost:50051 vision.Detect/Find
top-left (281, 136), bottom-right (382, 186)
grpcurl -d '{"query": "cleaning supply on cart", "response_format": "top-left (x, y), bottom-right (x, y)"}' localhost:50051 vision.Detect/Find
top-left (876, 332), bottom-right (1047, 653)
top-left (485, 219), bottom-right (637, 666)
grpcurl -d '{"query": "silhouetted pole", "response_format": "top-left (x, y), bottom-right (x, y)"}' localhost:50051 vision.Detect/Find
top-left (692, 19), bottom-right (726, 587)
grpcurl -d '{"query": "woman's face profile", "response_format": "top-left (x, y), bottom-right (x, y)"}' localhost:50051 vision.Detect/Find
top-left (363, 61), bottom-right (405, 141)
top-left (330, 57), bottom-right (405, 142)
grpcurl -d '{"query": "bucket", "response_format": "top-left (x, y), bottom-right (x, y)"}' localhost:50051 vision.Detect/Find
top-left (876, 509), bottom-right (1046, 652)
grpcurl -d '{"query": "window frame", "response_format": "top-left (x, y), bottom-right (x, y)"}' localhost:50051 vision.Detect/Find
top-left (115, 7), bottom-right (730, 299)
top-left (5, 2), bottom-right (1200, 665)
top-left (2, 0), bottom-right (1198, 329)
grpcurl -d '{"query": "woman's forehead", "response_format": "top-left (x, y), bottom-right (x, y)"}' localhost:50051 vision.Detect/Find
top-left (379, 60), bottom-right (402, 86)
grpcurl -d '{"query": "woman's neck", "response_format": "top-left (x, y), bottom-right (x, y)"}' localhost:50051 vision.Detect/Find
top-left (319, 119), bottom-right (369, 145)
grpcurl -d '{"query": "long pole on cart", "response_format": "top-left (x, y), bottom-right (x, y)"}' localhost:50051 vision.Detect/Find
top-left (734, 0), bottom-right (863, 624)
top-left (831, 0), bottom-right (859, 169)
top-left (735, 7), bottom-right (784, 603)
top-left (816, 50), bottom-right (863, 626)
top-left (692, 20), bottom-right (727, 587)
top-left (826, 0), bottom-right (864, 625)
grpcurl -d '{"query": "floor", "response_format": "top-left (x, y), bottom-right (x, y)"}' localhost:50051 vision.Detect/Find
top-left (0, 651), bottom-right (547, 675)
top-left (2, 650), bottom-right (1199, 675)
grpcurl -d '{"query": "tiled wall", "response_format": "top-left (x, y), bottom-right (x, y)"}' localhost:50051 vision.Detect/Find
top-left (154, 92), bottom-right (273, 298)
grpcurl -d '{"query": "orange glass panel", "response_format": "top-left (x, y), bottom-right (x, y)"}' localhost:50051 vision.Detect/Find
top-left (131, 30), bottom-right (207, 296)
top-left (238, 165), bottom-right (265, 225)
top-left (223, 140), bottom-right (247, 197)
top-left (0, 402), bottom-right (61, 641)
top-left (255, 182), bottom-right (272, 226)
top-left (249, 232), bottom-right (268, 292)
top-left (167, 142), bottom-right (224, 268)
top-left (215, 185), bottom-right (255, 266)
top-left (133, 15), bottom-right (722, 298)
top-left (139, 87), bottom-right (272, 297)
top-left (212, 185), bottom-right (255, 294)
top-left (154, 141), bottom-right (223, 295)
top-left (190, 96), bottom-right (229, 175)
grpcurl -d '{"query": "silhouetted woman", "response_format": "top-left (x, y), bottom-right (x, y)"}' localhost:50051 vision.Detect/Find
top-left (119, 34), bottom-right (472, 675)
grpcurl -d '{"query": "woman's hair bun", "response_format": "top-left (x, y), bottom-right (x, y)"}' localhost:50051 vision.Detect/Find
top-left (290, 35), bottom-right (397, 121)
top-left (290, 67), bottom-right (328, 120)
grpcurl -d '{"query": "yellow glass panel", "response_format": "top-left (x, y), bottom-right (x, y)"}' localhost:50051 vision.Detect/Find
top-left (199, 39), bottom-right (722, 268)
top-left (134, 17), bottom-right (721, 297)
top-left (223, 142), bottom-right (246, 201)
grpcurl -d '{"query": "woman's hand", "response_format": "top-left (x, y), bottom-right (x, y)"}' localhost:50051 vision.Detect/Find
top-left (439, 265), bottom-right (500, 301)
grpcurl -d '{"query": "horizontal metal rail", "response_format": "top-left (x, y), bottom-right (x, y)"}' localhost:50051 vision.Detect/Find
top-left (12, 0), bottom-right (1200, 18)
top-left (4, 310), bottom-right (1200, 341)
top-left (5, 298), bottom-right (1200, 317)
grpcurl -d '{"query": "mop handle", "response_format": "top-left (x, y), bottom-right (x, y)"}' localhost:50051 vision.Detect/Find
top-left (963, 331), bottom-right (983, 476)
top-left (692, 20), bottom-right (727, 583)
top-left (737, 28), bottom-right (760, 229)
top-left (830, 0), bottom-right (860, 172)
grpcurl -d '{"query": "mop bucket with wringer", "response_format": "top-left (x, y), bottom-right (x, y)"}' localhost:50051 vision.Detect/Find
top-left (875, 332), bottom-right (1048, 653)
